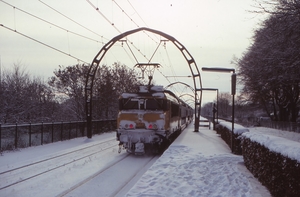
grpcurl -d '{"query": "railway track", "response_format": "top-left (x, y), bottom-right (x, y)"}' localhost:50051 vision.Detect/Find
top-left (0, 136), bottom-right (160, 197)
top-left (58, 154), bottom-right (159, 197)
top-left (0, 138), bottom-right (117, 190)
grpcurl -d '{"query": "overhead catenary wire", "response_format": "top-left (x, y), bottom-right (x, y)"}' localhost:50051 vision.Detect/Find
top-left (1, 0), bottom-right (180, 87)
top-left (85, 0), bottom-right (154, 62)
top-left (0, 24), bottom-right (89, 64)
top-left (0, 0), bottom-right (105, 44)
top-left (86, 0), bottom-right (122, 34)
top-left (2, 0), bottom-right (151, 67)
top-left (113, 2), bottom-right (176, 78)
top-left (126, 0), bottom-right (149, 27)
top-left (112, 0), bottom-right (140, 28)
top-left (125, 0), bottom-right (160, 43)
top-left (112, 0), bottom-right (159, 43)
top-left (164, 42), bottom-right (178, 82)
top-left (38, 0), bottom-right (109, 41)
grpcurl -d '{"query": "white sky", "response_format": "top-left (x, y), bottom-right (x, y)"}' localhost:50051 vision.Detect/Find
top-left (0, 0), bottom-right (265, 104)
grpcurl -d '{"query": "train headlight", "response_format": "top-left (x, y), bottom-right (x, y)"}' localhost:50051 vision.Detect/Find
top-left (148, 123), bottom-right (158, 130)
top-left (124, 123), bottom-right (135, 129)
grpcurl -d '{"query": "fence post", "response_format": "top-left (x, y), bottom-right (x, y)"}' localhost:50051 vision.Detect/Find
top-left (51, 122), bottom-right (54, 143)
top-left (95, 120), bottom-right (99, 134)
top-left (41, 122), bottom-right (44, 145)
top-left (29, 122), bottom-right (32, 147)
top-left (61, 121), bottom-right (63, 141)
top-left (15, 122), bottom-right (18, 149)
top-left (69, 121), bottom-right (71, 140)
top-left (75, 121), bottom-right (78, 138)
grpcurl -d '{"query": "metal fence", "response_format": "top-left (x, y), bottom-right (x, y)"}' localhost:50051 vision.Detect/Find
top-left (259, 120), bottom-right (300, 133)
top-left (0, 119), bottom-right (116, 151)
top-left (204, 115), bottom-right (300, 133)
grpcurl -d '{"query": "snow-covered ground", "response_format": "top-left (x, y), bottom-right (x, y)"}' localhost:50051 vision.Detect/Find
top-left (126, 124), bottom-right (271, 197)
top-left (1, 122), bottom-right (299, 196)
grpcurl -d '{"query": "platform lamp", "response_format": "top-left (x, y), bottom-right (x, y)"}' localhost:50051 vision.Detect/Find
top-left (201, 67), bottom-right (236, 152)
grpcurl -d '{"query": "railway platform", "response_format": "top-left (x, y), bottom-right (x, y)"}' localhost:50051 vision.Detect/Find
top-left (126, 122), bottom-right (271, 196)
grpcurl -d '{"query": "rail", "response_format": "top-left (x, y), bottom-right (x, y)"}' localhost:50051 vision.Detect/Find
top-left (0, 119), bottom-right (116, 152)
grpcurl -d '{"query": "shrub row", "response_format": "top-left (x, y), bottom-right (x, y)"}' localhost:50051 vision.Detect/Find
top-left (242, 137), bottom-right (300, 197)
top-left (215, 122), bottom-right (248, 154)
top-left (215, 121), bottom-right (300, 197)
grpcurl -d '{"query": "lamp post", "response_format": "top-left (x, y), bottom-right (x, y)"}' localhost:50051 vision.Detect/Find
top-left (202, 67), bottom-right (236, 152)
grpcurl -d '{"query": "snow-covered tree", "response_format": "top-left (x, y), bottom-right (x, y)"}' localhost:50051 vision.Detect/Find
top-left (236, 0), bottom-right (300, 122)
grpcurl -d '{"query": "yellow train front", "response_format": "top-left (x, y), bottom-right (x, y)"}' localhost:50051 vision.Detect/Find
top-left (116, 85), bottom-right (193, 155)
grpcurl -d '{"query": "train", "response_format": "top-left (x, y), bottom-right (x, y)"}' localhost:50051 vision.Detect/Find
top-left (116, 85), bottom-right (193, 154)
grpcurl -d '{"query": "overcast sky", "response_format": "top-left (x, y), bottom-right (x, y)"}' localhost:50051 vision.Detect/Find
top-left (0, 0), bottom-right (266, 104)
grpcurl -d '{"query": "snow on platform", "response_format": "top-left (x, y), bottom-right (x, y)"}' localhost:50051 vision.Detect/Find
top-left (126, 123), bottom-right (271, 197)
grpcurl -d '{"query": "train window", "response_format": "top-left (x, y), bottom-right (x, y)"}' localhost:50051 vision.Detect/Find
top-left (171, 103), bottom-right (180, 117)
top-left (119, 98), bottom-right (169, 111)
top-left (119, 98), bottom-right (139, 110)
top-left (145, 99), bottom-right (168, 110)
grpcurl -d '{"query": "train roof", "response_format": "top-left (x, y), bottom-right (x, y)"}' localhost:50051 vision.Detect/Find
top-left (120, 85), bottom-right (178, 103)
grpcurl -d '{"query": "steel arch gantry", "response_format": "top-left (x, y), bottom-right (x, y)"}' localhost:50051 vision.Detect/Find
top-left (165, 81), bottom-right (196, 95)
top-left (85, 27), bottom-right (202, 138)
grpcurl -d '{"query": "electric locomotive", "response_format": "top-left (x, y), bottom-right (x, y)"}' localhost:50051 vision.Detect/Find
top-left (116, 85), bottom-right (193, 154)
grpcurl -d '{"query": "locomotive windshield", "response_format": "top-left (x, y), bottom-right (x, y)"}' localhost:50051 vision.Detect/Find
top-left (119, 98), bottom-right (168, 110)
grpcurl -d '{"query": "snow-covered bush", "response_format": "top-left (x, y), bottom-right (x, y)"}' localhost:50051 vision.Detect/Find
top-left (215, 121), bottom-right (249, 154)
top-left (241, 133), bottom-right (300, 197)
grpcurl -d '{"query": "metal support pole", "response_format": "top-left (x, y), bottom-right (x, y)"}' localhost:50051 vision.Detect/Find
top-left (216, 89), bottom-right (219, 123)
top-left (87, 115), bottom-right (92, 138)
top-left (231, 73), bottom-right (236, 153)
top-left (194, 107), bottom-right (200, 132)
top-left (231, 95), bottom-right (235, 152)
top-left (0, 123), bottom-right (2, 151)
top-left (213, 103), bottom-right (216, 130)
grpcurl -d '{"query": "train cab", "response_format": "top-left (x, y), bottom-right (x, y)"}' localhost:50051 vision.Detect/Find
top-left (116, 85), bottom-right (192, 154)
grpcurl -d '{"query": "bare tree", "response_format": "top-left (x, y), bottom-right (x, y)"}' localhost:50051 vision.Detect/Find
top-left (48, 64), bottom-right (88, 120)
top-left (0, 64), bottom-right (56, 123)
top-left (48, 62), bottom-right (144, 120)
